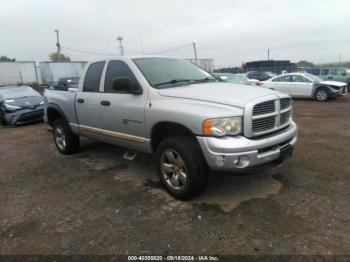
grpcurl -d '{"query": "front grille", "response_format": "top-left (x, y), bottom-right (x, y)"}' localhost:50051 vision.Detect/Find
top-left (18, 110), bottom-right (44, 122)
top-left (252, 116), bottom-right (275, 133)
top-left (249, 97), bottom-right (292, 137)
top-left (280, 111), bottom-right (291, 125)
top-left (253, 100), bottom-right (275, 115)
top-left (280, 98), bottom-right (291, 110)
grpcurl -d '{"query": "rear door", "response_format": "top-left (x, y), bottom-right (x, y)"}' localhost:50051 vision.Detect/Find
top-left (290, 75), bottom-right (313, 97)
top-left (98, 59), bottom-right (147, 148)
top-left (269, 75), bottom-right (293, 95)
top-left (75, 61), bottom-right (106, 137)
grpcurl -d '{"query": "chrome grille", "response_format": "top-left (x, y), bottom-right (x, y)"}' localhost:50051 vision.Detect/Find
top-left (280, 98), bottom-right (291, 110)
top-left (248, 97), bottom-right (292, 137)
top-left (252, 116), bottom-right (275, 133)
top-left (253, 100), bottom-right (275, 115)
top-left (280, 111), bottom-right (291, 125)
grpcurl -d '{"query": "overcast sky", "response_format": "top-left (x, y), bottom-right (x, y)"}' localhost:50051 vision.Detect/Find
top-left (1, 0), bottom-right (349, 67)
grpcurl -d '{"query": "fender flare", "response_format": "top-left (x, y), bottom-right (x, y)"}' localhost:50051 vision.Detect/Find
top-left (46, 103), bottom-right (69, 125)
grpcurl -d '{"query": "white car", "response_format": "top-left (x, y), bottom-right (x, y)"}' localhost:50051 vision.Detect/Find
top-left (260, 73), bottom-right (348, 101)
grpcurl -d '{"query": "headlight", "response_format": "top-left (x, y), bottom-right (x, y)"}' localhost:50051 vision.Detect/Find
top-left (203, 117), bottom-right (242, 137)
top-left (4, 103), bottom-right (22, 111)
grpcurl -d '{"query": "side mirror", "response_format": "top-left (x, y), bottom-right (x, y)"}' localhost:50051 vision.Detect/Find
top-left (342, 73), bottom-right (346, 76)
top-left (112, 77), bottom-right (142, 95)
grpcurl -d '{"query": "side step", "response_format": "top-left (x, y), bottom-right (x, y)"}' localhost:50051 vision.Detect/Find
top-left (123, 150), bottom-right (137, 161)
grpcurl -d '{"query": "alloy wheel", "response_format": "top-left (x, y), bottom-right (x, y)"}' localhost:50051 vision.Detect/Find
top-left (160, 149), bottom-right (187, 190)
top-left (54, 126), bottom-right (66, 151)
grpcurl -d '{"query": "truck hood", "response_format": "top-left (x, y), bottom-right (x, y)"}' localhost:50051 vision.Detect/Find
top-left (320, 80), bottom-right (347, 87)
top-left (158, 82), bottom-right (279, 108)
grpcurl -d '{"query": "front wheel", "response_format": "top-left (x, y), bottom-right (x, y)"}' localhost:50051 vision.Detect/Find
top-left (0, 112), bottom-right (7, 126)
top-left (155, 136), bottom-right (209, 200)
top-left (315, 87), bottom-right (329, 102)
top-left (53, 119), bottom-right (80, 154)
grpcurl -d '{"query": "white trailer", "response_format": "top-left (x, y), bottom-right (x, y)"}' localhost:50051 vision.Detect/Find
top-left (0, 61), bottom-right (38, 85)
top-left (39, 62), bottom-right (87, 85)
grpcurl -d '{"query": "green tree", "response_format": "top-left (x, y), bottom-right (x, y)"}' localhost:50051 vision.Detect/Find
top-left (48, 52), bottom-right (71, 62)
top-left (0, 55), bottom-right (16, 62)
top-left (296, 60), bottom-right (314, 68)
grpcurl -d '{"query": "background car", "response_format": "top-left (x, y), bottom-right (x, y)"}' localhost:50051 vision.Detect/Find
top-left (0, 85), bottom-right (45, 125)
top-left (212, 73), bottom-right (255, 85)
top-left (49, 77), bottom-right (80, 91)
top-left (246, 71), bottom-right (271, 81)
top-left (319, 68), bottom-right (350, 88)
top-left (260, 73), bottom-right (347, 101)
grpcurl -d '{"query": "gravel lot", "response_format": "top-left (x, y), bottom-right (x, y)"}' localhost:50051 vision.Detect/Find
top-left (1, 96), bottom-right (350, 255)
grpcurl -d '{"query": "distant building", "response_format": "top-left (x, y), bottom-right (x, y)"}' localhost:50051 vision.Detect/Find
top-left (216, 60), bottom-right (297, 74)
top-left (243, 60), bottom-right (297, 74)
top-left (186, 59), bottom-right (214, 73)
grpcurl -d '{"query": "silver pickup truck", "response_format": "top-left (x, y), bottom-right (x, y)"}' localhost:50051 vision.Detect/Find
top-left (44, 56), bottom-right (297, 199)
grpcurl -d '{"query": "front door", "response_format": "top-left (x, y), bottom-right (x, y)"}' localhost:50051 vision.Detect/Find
top-left (98, 60), bottom-right (147, 149)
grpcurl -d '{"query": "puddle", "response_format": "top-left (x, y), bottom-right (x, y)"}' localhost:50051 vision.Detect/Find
top-left (191, 171), bottom-right (282, 213)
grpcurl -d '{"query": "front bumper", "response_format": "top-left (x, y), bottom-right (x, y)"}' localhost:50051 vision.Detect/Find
top-left (4, 107), bottom-right (44, 125)
top-left (197, 121), bottom-right (297, 171)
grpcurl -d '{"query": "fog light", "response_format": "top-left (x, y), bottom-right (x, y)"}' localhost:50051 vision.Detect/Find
top-left (234, 156), bottom-right (250, 169)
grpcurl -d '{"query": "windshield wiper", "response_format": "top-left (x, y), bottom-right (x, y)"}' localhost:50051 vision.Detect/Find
top-left (191, 77), bottom-right (217, 83)
top-left (154, 79), bottom-right (193, 87)
top-left (154, 78), bottom-right (216, 87)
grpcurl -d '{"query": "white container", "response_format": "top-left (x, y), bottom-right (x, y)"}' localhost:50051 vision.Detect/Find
top-left (0, 61), bottom-right (38, 85)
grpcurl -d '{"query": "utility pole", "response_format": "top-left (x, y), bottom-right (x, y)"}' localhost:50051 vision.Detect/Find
top-left (339, 53), bottom-right (342, 64)
top-left (117, 36), bottom-right (124, 56)
top-left (54, 29), bottom-right (61, 62)
top-left (267, 49), bottom-right (270, 61)
top-left (193, 41), bottom-right (198, 65)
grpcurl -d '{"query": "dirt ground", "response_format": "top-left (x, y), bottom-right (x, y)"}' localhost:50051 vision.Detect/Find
top-left (1, 96), bottom-right (350, 256)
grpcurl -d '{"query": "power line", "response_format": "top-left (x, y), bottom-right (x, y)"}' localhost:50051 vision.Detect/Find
top-left (61, 46), bottom-right (117, 56)
top-left (61, 42), bottom-right (195, 57)
top-left (147, 43), bottom-right (193, 55)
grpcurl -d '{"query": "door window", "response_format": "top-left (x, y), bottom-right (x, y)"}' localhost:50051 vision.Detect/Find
top-left (320, 69), bottom-right (329, 75)
top-left (291, 75), bottom-right (311, 82)
top-left (272, 75), bottom-right (291, 82)
top-left (83, 62), bottom-right (105, 92)
top-left (104, 60), bottom-right (139, 93)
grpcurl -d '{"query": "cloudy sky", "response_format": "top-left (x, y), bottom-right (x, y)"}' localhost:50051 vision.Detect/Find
top-left (1, 0), bottom-right (349, 67)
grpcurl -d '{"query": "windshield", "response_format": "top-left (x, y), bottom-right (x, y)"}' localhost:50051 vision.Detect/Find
top-left (217, 73), bottom-right (249, 84)
top-left (133, 57), bottom-right (216, 88)
top-left (305, 73), bottom-right (323, 82)
top-left (1, 87), bottom-right (41, 100)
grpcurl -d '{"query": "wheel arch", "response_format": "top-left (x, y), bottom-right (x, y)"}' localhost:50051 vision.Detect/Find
top-left (150, 121), bottom-right (197, 152)
top-left (46, 104), bottom-right (68, 126)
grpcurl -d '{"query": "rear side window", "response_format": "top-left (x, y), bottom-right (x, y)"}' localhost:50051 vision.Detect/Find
top-left (83, 61), bottom-right (105, 92)
top-left (273, 75), bottom-right (291, 82)
top-left (320, 69), bottom-right (329, 75)
top-left (104, 60), bottom-right (138, 93)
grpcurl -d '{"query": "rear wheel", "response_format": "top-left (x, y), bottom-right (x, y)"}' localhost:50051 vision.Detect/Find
top-left (315, 87), bottom-right (329, 102)
top-left (155, 136), bottom-right (209, 200)
top-left (53, 119), bottom-right (80, 154)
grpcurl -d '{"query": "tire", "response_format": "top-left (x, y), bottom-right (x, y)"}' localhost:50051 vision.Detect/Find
top-left (314, 87), bottom-right (329, 102)
top-left (0, 111), bottom-right (7, 126)
top-left (53, 118), bottom-right (80, 154)
top-left (155, 136), bottom-right (209, 200)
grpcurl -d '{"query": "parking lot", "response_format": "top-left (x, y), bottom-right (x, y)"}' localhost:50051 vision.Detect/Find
top-left (1, 96), bottom-right (350, 255)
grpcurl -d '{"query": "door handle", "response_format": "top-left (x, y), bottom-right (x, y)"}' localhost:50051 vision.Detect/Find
top-left (101, 100), bottom-right (111, 106)
top-left (77, 98), bottom-right (84, 103)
